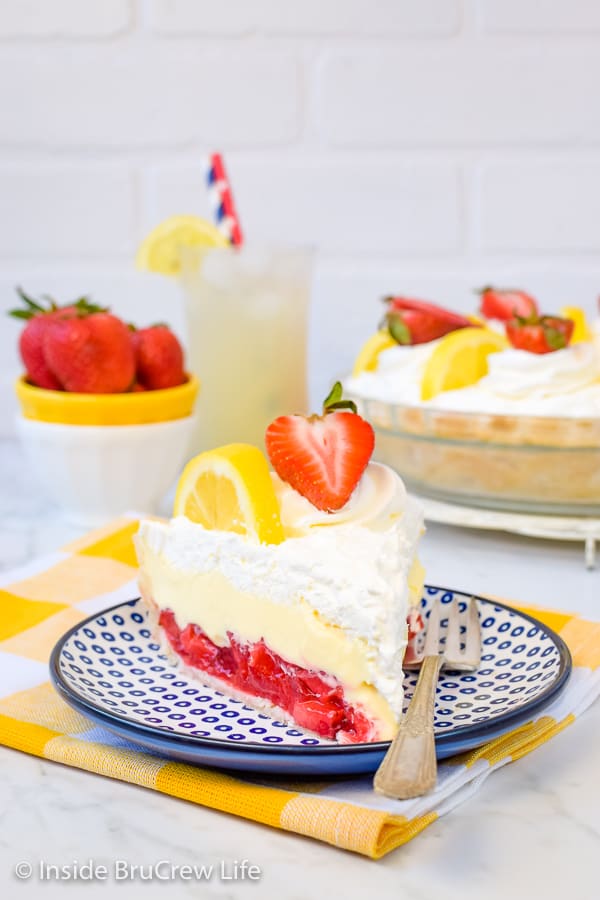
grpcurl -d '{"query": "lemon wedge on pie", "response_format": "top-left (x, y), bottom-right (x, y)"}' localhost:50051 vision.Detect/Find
top-left (560, 306), bottom-right (593, 344)
top-left (352, 331), bottom-right (397, 376)
top-left (173, 443), bottom-right (284, 545)
top-left (421, 328), bottom-right (508, 401)
top-left (136, 215), bottom-right (230, 276)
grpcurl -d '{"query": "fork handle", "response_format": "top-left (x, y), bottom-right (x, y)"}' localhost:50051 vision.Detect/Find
top-left (373, 654), bottom-right (443, 800)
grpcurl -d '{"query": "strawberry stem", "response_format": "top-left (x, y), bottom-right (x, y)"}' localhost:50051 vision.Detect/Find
top-left (387, 312), bottom-right (411, 345)
top-left (7, 286), bottom-right (107, 321)
top-left (73, 297), bottom-right (108, 316)
top-left (322, 381), bottom-right (357, 415)
top-left (9, 286), bottom-right (50, 320)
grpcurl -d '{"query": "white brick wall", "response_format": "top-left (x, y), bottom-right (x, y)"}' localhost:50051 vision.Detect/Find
top-left (148, 160), bottom-right (461, 254)
top-left (320, 48), bottom-right (600, 146)
top-left (0, 1), bottom-right (132, 38)
top-left (148, 0), bottom-right (461, 37)
top-left (479, 0), bottom-right (600, 34)
top-left (478, 161), bottom-right (600, 252)
top-left (2, 0), bottom-right (600, 435)
top-left (0, 50), bottom-right (301, 147)
top-left (0, 167), bottom-right (137, 257)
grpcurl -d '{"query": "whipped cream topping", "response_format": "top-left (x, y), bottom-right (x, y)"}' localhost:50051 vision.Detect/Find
top-left (346, 333), bottom-right (600, 418)
top-left (272, 461), bottom-right (406, 536)
top-left (137, 468), bottom-right (424, 716)
top-left (431, 342), bottom-right (600, 417)
top-left (345, 341), bottom-right (440, 404)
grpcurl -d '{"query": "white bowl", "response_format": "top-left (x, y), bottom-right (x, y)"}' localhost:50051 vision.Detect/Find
top-left (16, 415), bottom-right (196, 526)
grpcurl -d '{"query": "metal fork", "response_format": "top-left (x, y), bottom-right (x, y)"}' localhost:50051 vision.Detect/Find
top-left (374, 597), bottom-right (481, 800)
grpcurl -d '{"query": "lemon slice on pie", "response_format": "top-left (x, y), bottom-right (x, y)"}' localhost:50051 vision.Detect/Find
top-left (173, 443), bottom-right (284, 544)
top-left (421, 328), bottom-right (508, 401)
top-left (560, 306), bottom-right (593, 344)
top-left (136, 215), bottom-right (230, 276)
top-left (352, 331), bottom-right (397, 376)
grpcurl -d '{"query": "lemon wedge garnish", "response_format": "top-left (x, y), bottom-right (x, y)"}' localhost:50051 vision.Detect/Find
top-left (560, 306), bottom-right (593, 344)
top-left (136, 215), bottom-right (230, 276)
top-left (421, 328), bottom-right (507, 401)
top-left (352, 331), bottom-right (397, 376)
top-left (173, 443), bottom-right (284, 544)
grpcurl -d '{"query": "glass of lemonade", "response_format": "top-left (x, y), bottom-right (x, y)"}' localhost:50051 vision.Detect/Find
top-left (179, 245), bottom-right (312, 452)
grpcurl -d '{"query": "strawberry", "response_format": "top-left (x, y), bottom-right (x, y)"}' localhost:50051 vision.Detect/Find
top-left (43, 312), bottom-right (135, 393)
top-left (478, 286), bottom-right (539, 322)
top-left (17, 314), bottom-right (63, 390)
top-left (506, 314), bottom-right (574, 355)
top-left (383, 296), bottom-right (472, 345)
top-left (131, 324), bottom-right (185, 390)
top-left (8, 287), bottom-right (96, 389)
top-left (265, 382), bottom-right (375, 512)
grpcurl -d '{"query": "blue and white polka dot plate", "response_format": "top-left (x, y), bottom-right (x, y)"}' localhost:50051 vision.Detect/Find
top-left (50, 587), bottom-right (571, 776)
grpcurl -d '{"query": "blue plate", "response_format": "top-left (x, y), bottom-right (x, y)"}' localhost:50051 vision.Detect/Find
top-left (50, 587), bottom-right (571, 775)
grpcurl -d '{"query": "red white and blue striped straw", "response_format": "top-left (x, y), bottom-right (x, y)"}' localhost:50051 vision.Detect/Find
top-left (206, 153), bottom-right (244, 247)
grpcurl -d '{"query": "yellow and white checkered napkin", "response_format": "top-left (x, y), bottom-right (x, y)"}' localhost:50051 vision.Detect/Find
top-left (1, 516), bottom-right (599, 859)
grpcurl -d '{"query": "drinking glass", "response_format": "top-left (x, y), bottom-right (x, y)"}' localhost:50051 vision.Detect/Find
top-left (180, 245), bottom-right (312, 452)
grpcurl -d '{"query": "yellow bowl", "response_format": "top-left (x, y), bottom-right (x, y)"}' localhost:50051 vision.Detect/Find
top-left (15, 374), bottom-right (200, 426)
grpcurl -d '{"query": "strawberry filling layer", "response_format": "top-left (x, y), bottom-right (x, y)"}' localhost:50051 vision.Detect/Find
top-left (404, 607), bottom-right (425, 666)
top-left (158, 609), bottom-right (374, 742)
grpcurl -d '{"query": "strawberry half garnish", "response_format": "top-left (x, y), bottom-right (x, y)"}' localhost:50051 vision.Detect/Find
top-left (478, 286), bottom-right (539, 322)
top-left (383, 296), bottom-right (472, 345)
top-left (506, 314), bottom-right (574, 355)
top-left (265, 382), bottom-right (375, 512)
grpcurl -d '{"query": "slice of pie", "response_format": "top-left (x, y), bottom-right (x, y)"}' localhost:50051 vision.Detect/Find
top-left (135, 385), bottom-right (425, 743)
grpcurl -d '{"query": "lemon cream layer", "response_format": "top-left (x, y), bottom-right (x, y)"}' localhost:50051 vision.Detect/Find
top-left (135, 492), bottom-right (424, 733)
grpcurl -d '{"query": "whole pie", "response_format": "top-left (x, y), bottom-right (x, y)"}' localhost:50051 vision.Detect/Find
top-left (344, 292), bottom-right (600, 512)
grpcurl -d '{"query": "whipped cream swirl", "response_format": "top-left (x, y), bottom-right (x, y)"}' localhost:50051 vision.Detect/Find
top-left (483, 343), bottom-right (600, 397)
top-left (271, 461), bottom-right (407, 537)
top-left (344, 342), bottom-right (440, 404)
top-left (432, 343), bottom-right (600, 417)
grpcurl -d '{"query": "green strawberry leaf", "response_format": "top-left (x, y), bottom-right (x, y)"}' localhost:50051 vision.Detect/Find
top-left (322, 381), bottom-right (357, 415)
top-left (323, 381), bottom-right (343, 409)
top-left (73, 297), bottom-right (108, 317)
top-left (325, 399), bottom-right (358, 414)
top-left (387, 312), bottom-right (412, 345)
top-left (543, 326), bottom-right (568, 351)
top-left (15, 286), bottom-right (45, 312)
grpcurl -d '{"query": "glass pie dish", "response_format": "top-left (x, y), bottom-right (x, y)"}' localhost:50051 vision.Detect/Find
top-left (349, 395), bottom-right (600, 516)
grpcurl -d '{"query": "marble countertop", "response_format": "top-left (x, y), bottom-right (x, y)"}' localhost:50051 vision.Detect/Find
top-left (0, 436), bottom-right (598, 899)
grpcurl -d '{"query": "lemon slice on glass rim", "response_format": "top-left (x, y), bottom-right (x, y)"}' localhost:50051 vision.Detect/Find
top-left (421, 327), bottom-right (508, 401)
top-left (174, 443), bottom-right (284, 545)
top-left (136, 215), bottom-right (230, 276)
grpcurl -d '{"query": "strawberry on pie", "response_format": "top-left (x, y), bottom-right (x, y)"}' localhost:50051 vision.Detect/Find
top-left (135, 385), bottom-right (425, 743)
top-left (383, 295), bottom-right (473, 346)
top-left (478, 286), bottom-right (539, 322)
top-left (505, 313), bottom-right (575, 355)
